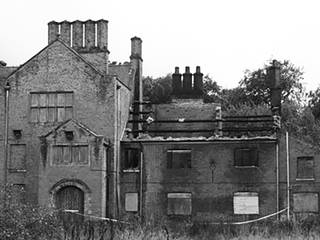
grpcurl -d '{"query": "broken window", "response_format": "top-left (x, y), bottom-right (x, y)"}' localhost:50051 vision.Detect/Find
top-left (297, 156), bottom-right (314, 180)
top-left (167, 150), bottom-right (191, 169)
top-left (125, 193), bottom-right (138, 212)
top-left (234, 148), bottom-right (258, 167)
top-left (9, 144), bottom-right (26, 171)
top-left (124, 148), bottom-right (139, 170)
top-left (167, 193), bottom-right (192, 215)
top-left (52, 145), bottom-right (88, 165)
top-left (293, 193), bottom-right (318, 213)
top-left (30, 92), bottom-right (73, 123)
top-left (233, 192), bottom-right (259, 214)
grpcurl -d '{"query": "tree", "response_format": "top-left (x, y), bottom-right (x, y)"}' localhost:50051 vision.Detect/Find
top-left (308, 88), bottom-right (320, 119)
top-left (240, 60), bottom-right (305, 105)
top-left (143, 74), bottom-right (172, 103)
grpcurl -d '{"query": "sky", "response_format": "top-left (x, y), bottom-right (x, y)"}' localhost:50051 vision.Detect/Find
top-left (1, 0), bottom-right (320, 91)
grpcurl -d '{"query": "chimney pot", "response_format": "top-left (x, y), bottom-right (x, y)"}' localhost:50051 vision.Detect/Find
top-left (48, 21), bottom-right (59, 44)
top-left (185, 66), bottom-right (190, 73)
top-left (193, 66), bottom-right (203, 96)
top-left (183, 66), bottom-right (192, 95)
top-left (85, 20), bottom-right (95, 48)
top-left (60, 21), bottom-right (71, 46)
top-left (172, 67), bottom-right (182, 96)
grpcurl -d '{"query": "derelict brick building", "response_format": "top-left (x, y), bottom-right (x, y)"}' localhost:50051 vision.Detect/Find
top-left (1, 20), bottom-right (320, 223)
top-left (0, 19), bottom-right (142, 219)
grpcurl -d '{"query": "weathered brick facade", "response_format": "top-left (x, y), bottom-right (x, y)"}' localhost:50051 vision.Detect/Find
top-left (1, 20), bottom-right (319, 224)
top-left (0, 19), bottom-right (141, 219)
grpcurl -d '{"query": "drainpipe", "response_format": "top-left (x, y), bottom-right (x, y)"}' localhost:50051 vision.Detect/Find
top-left (3, 82), bottom-right (10, 203)
top-left (139, 144), bottom-right (144, 220)
top-left (286, 131), bottom-right (290, 221)
top-left (276, 140), bottom-right (279, 220)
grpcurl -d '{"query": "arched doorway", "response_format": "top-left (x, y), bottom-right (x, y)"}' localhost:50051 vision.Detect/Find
top-left (55, 186), bottom-right (84, 223)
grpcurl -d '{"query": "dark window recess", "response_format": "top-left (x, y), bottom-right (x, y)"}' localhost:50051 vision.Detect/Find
top-left (167, 150), bottom-right (191, 169)
top-left (30, 92), bottom-right (73, 123)
top-left (124, 149), bottom-right (140, 169)
top-left (234, 148), bottom-right (258, 167)
top-left (297, 156), bottom-right (314, 179)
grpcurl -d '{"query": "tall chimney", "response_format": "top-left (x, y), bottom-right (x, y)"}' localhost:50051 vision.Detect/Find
top-left (267, 60), bottom-right (281, 114)
top-left (193, 66), bottom-right (203, 96)
top-left (183, 66), bottom-right (192, 95)
top-left (130, 37), bottom-right (143, 137)
top-left (72, 20), bottom-right (83, 48)
top-left (85, 20), bottom-right (95, 48)
top-left (48, 21), bottom-right (59, 44)
top-left (97, 19), bottom-right (108, 50)
top-left (172, 67), bottom-right (182, 96)
top-left (60, 21), bottom-right (71, 46)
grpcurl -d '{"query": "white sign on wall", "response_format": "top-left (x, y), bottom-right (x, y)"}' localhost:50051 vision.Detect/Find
top-left (233, 192), bottom-right (259, 214)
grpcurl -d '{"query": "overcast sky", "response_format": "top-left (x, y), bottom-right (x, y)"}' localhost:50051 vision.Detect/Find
top-left (1, 0), bottom-right (319, 90)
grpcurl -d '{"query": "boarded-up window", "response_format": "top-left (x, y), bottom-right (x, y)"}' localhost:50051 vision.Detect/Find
top-left (52, 145), bottom-right (88, 165)
top-left (234, 192), bottom-right (259, 214)
top-left (10, 184), bottom-right (26, 205)
top-left (293, 193), bottom-right (318, 213)
top-left (125, 193), bottom-right (138, 212)
top-left (30, 92), bottom-right (73, 123)
top-left (234, 148), bottom-right (258, 167)
top-left (167, 193), bottom-right (192, 215)
top-left (124, 149), bottom-right (139, 170)
top-left (167, 150), bottom-right (191, 169)
top-left (297, 156), bottom-right (314, 180)
top-left (9, 144), bottom-right (26, 171)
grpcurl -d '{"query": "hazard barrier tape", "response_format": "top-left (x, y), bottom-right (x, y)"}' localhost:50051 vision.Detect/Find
top-left (63, 207), bottom-right (288, 226)
top-left (202, 208), bottom-right (288, 225)
top-left (63, 210), bottom-right (129, 224)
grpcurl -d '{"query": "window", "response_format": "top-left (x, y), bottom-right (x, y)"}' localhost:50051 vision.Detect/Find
top-left (293, 193), bottom-right (318, 213)
top-left (234, 192), bottom-right (259, 214)
top-left (297, 156), bottom-right (314, 180)
top-left (10, 184), bottom-right (26, 205)
top-left (167, 150), bottom-right (191, 169)
top-left (9, 144), bottom-right (26, 172)
top-left (30, 92), bottom-right (73, 123)
top-left (125, 193), bottom-right (138, 212)
top-left (234, 148), bottom-right (258, 167)
top-left (124, 148), bottom-right (139, 170)
top-left (167, 193), bottom-right (192, 215)
top-left (52, 145), bottom-right (88, 165)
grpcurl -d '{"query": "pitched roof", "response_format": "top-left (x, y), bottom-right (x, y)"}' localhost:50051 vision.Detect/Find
top-left (6, 38), bottom-right (104, 82)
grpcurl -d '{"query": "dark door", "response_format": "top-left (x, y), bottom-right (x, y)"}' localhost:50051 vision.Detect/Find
top-left (56, 186), bottom-right (84, 223)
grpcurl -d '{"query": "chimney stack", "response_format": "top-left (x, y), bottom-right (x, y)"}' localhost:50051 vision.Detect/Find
top-left (60, 21), bottom-right (71, 45)
top-left (72, 20), bottom-right (83, 48)
top-left (172, 67), bottom-right (182, 96)
top-left (97, 19), bottom-right (108, 50)
top-left (85, 20), bottom-right (95, 49)
top-left (193, 66), bottom-right (203, 96)
top-left (47, 20), bottom-right (109, 53)
top-left (48, 21), bottom-right (59, 44)
top-left (267, 60), bottom-right (281, 114)
top-left (183, 66), bottom-right (192, 95)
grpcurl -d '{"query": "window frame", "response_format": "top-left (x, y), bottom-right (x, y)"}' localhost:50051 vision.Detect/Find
top-left (293, 192), bottom-right (319, 213)
top-left (234, 148), bottom-right (259, 168)
top-left (167, 149), bottom-right (192, 169)
top-left (296, 156), bottom-right (315, 181)
top-left (29, 91), bottom-right (74, 123)
top-left (8, 144), bottom-right (27, 172)
top-left (51, 144), bottom-right (89, 166)
top-left (167, 192), bottom-right (192, 216)
top-left (233, 192), bottom-right (259, 215)
top-left (125, 192), bottom-right (139, 212)
top-left (123, 148), bottom-right (140, 172)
